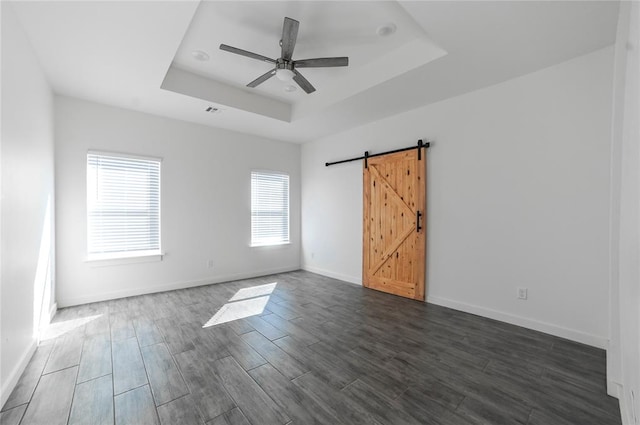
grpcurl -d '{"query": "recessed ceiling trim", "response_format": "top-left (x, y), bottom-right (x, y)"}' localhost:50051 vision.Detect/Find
top-left (291, 37), bottom-right (448, 121)
top-left (162, 65), bottom-right (291, 122)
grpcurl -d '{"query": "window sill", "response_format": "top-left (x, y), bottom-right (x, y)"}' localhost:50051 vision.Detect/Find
top-left (85, 251), bottom-right (164, 267)
top-left (250, 242), bottom-right (291, 248)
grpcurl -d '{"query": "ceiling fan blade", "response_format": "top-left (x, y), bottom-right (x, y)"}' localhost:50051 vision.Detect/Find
top-left (220, 44), bottom-right (276, 64)
top-left (293, 70), bottom-right (315, 94)
top-left (281, 17), bottom-right (299, 61)
top-left (247, 69), bottom-right (276, 88)
top-left (293, 57), bottom-right (349, 68)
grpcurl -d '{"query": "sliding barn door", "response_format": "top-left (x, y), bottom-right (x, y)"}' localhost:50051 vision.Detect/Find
top-left (363, 149), bottom-right (426, 301)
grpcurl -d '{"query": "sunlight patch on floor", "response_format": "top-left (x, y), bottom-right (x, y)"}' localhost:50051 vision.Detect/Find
top-left (40, 314), bottom-right (102, 341)
top-left (229, 282), bottom-right (277, 301)
top-left (203, 282), bottom-right (277, 328)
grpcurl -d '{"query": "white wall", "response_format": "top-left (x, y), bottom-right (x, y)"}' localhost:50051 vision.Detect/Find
top-left (302, 46), bottom-right (614, 348)
top-left (55, 96), bottom-right (300, 307)
top-left (608, 2), bottom-right (640, 423)
top-left (1, 3), bottom-right (55, 407)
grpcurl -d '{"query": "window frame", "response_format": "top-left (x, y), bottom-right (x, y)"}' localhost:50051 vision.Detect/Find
top-left (250, 170), bottom-right (290, 247)
top-left (86, 150), bottom-right (163, 261)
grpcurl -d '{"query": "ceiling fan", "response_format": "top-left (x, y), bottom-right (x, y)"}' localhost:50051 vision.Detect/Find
top-left (219, 17), bottom-right (349, 94)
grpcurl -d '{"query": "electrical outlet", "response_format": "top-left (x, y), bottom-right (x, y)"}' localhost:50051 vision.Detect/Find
top-left (207, 260), bottom-right (214, 269)
top-left (517, 287), bottom-right (528, 300)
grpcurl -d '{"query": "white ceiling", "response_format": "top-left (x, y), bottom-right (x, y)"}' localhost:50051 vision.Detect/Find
top-left (9, 1), bottom-right (619, 143)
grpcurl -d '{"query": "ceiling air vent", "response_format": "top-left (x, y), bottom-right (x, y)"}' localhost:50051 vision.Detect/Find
top-left (205, 106), bottom-right (222, 114)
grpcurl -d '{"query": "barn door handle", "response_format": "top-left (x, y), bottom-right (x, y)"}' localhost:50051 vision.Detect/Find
top-left (416, 211), bottom-right (422, 232)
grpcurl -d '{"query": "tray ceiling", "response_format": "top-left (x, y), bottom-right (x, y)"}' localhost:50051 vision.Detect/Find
top-left (8, 1), bottom-right (619, 143)
top-left (165, 1), bottom-right (447, 122)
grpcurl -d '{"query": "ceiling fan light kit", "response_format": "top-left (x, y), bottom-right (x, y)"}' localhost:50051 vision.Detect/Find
top-left (219, 17), bottom-right (349, 94)
top-left (276, 68), bottom-right (295, 82)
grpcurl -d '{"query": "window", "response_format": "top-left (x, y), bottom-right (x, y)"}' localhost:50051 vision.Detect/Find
top-left (87, 152), bottom-right (161, 259)
top-left (251, 171), bottom-right (289, 246)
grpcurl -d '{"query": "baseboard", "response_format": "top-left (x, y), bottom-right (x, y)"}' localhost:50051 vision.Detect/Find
top-left (617, 386), bottom-right (633, 425)
top-left (301, 265), bottom-right (362, 286)
top-left (609, 379), bottom-right (623, 399)
top-left (300, 267), bottom-right (606, 348)
top-left (608, 380), bottom-right (634, 425)
top-left (427, 295), bottom-right (608, 349)
top-left (57, 265), bottom-right (300, 307)
top-left (49, 303), bottom-right (57, 322)
top-left (1, 340), bottom-right (37, 409)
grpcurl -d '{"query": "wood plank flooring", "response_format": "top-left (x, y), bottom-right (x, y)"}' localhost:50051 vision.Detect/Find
top-left (1, 270), bottom-right (621, 425)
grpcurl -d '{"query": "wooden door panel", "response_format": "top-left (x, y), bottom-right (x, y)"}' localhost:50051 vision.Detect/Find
top-left (369, 235), bottom-right (419, 297)
top-left (368, 276), bottom-right (417, 299)
top-left (363, 149), bottom-right (425, 301)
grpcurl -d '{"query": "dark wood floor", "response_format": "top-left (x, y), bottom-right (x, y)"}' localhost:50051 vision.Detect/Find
top-left (1, 270), bottom-right (621, 425)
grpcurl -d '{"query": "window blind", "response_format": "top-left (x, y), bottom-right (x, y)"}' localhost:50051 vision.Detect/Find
top-left (87, 153), bottom-right (161, 257)
top-left (251, 171), bottom-right (289, 246)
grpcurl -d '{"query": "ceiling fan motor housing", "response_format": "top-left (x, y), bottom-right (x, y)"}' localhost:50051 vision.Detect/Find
top-left (276, 58), bottom-right (294, 71)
